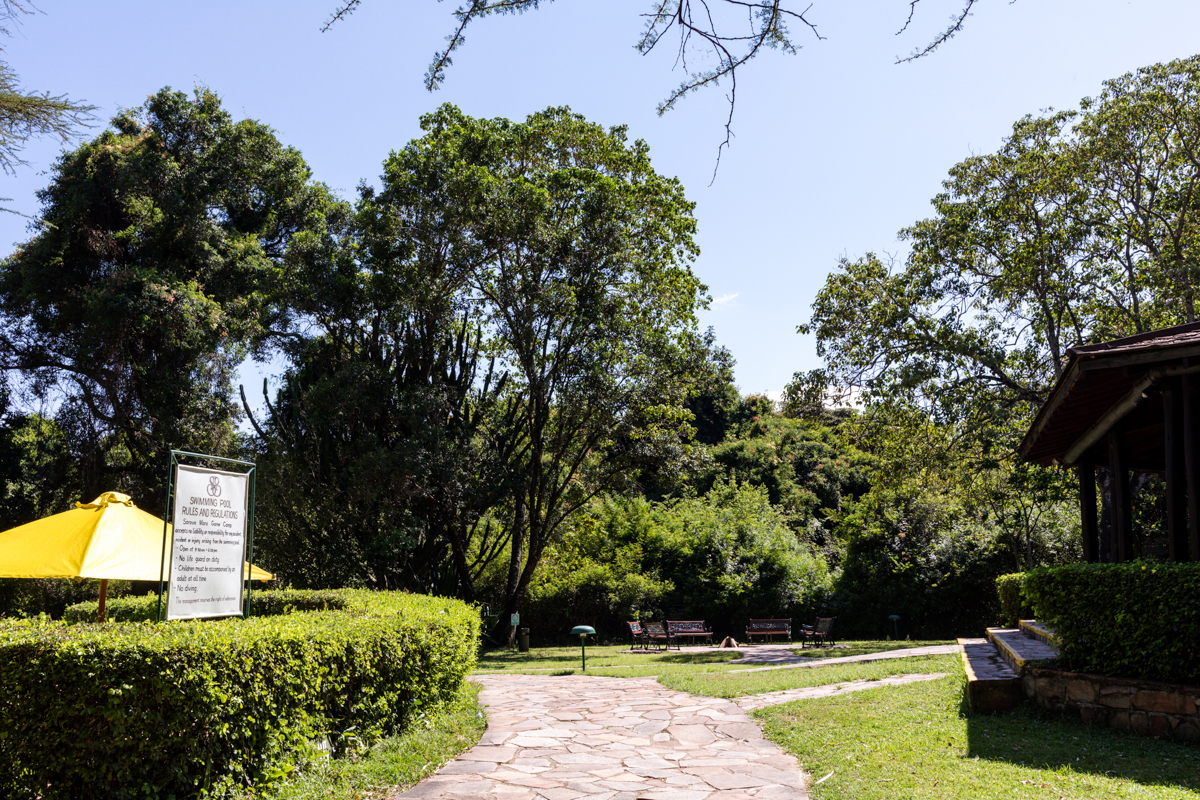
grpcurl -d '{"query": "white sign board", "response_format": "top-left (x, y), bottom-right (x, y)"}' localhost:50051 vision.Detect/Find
top-left (166, 465), bottom-right (249, 621)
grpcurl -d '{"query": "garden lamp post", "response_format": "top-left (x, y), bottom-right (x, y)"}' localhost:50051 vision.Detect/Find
top-left (570, 625), bottom-right (595, 671)
top-left (888, 615), bottom-right (900, 640)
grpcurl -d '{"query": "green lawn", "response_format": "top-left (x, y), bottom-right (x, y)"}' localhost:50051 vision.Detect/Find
top-left (271, 682), bottom-right (487, 800)
top-left (474, 643), bottom-right (746, 676)
top-left (273, 640), bottom-right (1200, 800)
top-left (793, 640), bottom-right (954, 660)
top-left (756, 664), bottom-right (1200, 800)
top-left (659, 654), bottom-right (957, 697)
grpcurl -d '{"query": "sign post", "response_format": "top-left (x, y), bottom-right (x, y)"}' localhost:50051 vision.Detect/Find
top-left (158, 451), bottom-right (257, 622)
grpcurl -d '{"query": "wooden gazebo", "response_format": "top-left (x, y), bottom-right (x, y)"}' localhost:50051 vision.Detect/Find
top-left (1019, 322), bottom-right (1200, 564)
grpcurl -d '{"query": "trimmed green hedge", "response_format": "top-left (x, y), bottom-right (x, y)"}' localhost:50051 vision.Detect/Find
top-left (64, 588), bottom-right (349, 624)
top-left (0, 590), bottom-right (478, 799)
top-left (1024, 562), bottom-right (1200, 683)
top-left (995, 572), bottom-right (1030, 628)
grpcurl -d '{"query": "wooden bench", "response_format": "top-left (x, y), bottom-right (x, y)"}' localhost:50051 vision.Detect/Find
top-left (627, 621), bottom-right (649, 650)
top-left (800, 617), bottom-right (836, 648)
top-left (666, 620), bottom-right (712, 645)
top-left (745, 618), bottom-right (792, 642)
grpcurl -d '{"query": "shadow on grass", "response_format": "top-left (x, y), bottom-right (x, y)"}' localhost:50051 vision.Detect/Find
top-left (964, 704), bottom-right (1200, 793)
top-left (477, 650), bottom-right (736, 668)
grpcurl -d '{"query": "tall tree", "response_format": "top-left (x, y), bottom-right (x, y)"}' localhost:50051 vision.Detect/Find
top-left (800, 57), bottom-right (1200, 567)
top-left (804, 56), bottom-right (1200, 431)
top-left (457, 105), bottom-right (706, 641)
top-left (0, 87), bottom-right (328, 503)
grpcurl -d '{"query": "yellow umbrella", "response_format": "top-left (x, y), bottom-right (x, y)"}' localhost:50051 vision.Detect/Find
top-left (0, 491), bottom-right (273, 620)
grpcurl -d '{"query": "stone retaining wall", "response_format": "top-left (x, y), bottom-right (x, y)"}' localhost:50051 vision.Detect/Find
top-left (1023, 667), bottom-right (1200, 743)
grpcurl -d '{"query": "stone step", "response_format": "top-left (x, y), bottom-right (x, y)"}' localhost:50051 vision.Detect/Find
top-left (1019, 619), bottom-right (1059, 647)
top-left (987, 627), bottom-right (1060, 676)
top-left (959, 637), bottom-right (1023, 712)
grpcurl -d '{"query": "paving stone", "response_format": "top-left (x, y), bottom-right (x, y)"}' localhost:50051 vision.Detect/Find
top-left (385, 674), bottom-right (811, 800)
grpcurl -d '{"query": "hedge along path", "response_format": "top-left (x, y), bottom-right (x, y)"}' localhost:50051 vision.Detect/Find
top-left (0, 589), bottom-right (480, 800)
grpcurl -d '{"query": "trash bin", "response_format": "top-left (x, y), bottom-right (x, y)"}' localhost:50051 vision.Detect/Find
top-left (518, 627), bottom-right (530, 652)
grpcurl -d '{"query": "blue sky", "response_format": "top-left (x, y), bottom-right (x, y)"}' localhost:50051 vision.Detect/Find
top-left (5, 0), bottom-right (1200, 406)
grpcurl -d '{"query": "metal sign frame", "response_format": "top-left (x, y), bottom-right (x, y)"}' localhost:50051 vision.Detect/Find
top-left (158, 450), bottom-right (258, 623)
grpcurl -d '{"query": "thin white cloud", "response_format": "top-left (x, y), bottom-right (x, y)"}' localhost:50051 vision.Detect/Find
top-left (713, 292), bottom-right (739, 306)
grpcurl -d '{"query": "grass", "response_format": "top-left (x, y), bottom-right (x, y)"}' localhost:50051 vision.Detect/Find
top-left (472, 640), bottom-right (953, 677)
top-left (795, 640), bottom-right (954, 660)
top-left (270, 682), bottom-right (487, 800)
top-left (756, 663), bottom-right (1200, 800)
top-left (273, 639), bottom-right (1200, 800)
top-left (474, 643), bottom-right (745, 676)
top-left (659, 654), bottom-right (958, 698)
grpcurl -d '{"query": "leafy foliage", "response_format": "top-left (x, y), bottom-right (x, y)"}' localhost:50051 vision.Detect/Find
top-left (1024, 562), bottom-right (1200, 683)
top-left (62, 587), bottom-right (351, 624)
top-left (994, 571), bottom-right (1029, 628)
top-left (524, 483), bottom-right (831, 639)
top-left (0, 589), bottom-right (479, 799)
top-left (0, 87), bottom-right (329, 505)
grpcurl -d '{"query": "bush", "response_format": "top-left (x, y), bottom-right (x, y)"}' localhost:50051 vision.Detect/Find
top-left (0, 589), bottom-right (478, 799)
top-left (1024, 562), bottom-right (1200, 683)
top-left (63, 587), bottom-right (348, 624)
top-left (519, 485), bottom-right (832, 640)
top-left (831, 488), bottom-right (1010, 639)
top-left (0, 577), bottom-right (132, 619)
top-left (995, 572), bottom-right (1031, 627)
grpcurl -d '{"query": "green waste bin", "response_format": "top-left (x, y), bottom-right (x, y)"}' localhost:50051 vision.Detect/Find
top-left (518, 627), bottom-right (530, 652)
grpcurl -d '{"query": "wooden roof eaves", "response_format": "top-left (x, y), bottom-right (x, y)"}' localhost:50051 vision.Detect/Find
top-left (1017, 359), bottom-right (1081, 461)
top-left (1074, 343), bottom-right (1200, 372)
top-left (1061, 362), bottom-right (1200, 466)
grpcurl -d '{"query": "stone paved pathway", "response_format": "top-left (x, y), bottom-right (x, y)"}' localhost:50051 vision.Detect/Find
top-left (390, 644), bottom-right (963, 800)
top-left (392, 674), bottom-right (811, 800)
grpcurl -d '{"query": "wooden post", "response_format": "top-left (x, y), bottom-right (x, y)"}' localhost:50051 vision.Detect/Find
top-left (1108, 428), bottom-right (1133, 563)
top-left (97, 578), bottom-right (108, 624)
top-left (1165, 377), bottom-right (1188, 562)
top-left (1078, 454), bottom-right (1099, 563)
top-left (1185, 374), bottom-right (1200, 562)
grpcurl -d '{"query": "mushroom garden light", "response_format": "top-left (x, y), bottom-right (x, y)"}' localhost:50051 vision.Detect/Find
top-left (570, 625), bottom-right (595, 670)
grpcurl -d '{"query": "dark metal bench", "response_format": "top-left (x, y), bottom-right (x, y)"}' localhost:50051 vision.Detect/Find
top-left (642, 621), bottom-right (674, 650)
top-left (666, 620), bottom-right (712, 645)
top-left (800, 617), bottom-right (836, 648)
top-left (627, 621), bottom-right (649, 650)
top-left (745, 618), bottom-right (791, 642)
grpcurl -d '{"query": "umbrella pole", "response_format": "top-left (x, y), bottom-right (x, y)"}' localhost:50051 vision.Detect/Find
top-left (97, 579), bottom-right (108, 623)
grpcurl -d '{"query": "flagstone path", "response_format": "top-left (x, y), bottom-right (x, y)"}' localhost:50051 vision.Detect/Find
top-left (388, 645), bottom-right (959, 800)
top-left (392, 673), bottom-right (812, 800)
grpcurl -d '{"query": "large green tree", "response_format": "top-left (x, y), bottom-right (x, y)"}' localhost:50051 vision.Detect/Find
top-left (800, 56), bottom-right (1200, 566)
top-left (0, 87), bottom-right (329, 503)
top-left (252, 105), bottom-right (708, 640)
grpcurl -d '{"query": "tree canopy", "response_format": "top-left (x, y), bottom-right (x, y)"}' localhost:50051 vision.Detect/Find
top-left (248, 104), bottom-right (709, 641)
top-left (0, 87), bottom-right (330, 502)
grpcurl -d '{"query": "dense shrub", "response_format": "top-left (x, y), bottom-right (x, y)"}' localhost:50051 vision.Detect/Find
top-left (0, 589), bottom-right (478, 799)
top-left (831, 488), bottom-right (1010, 639)
top-left (0, 577), bottom-right (131, 619)
top-left (995, 572), bottom-right (1031, 627)
top-left (64, 587), bottom-right (348, 623)
top-left (523, 484), bottom-right (832, 640)
top-left (1024, 562), bottom-right (1200, 683)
